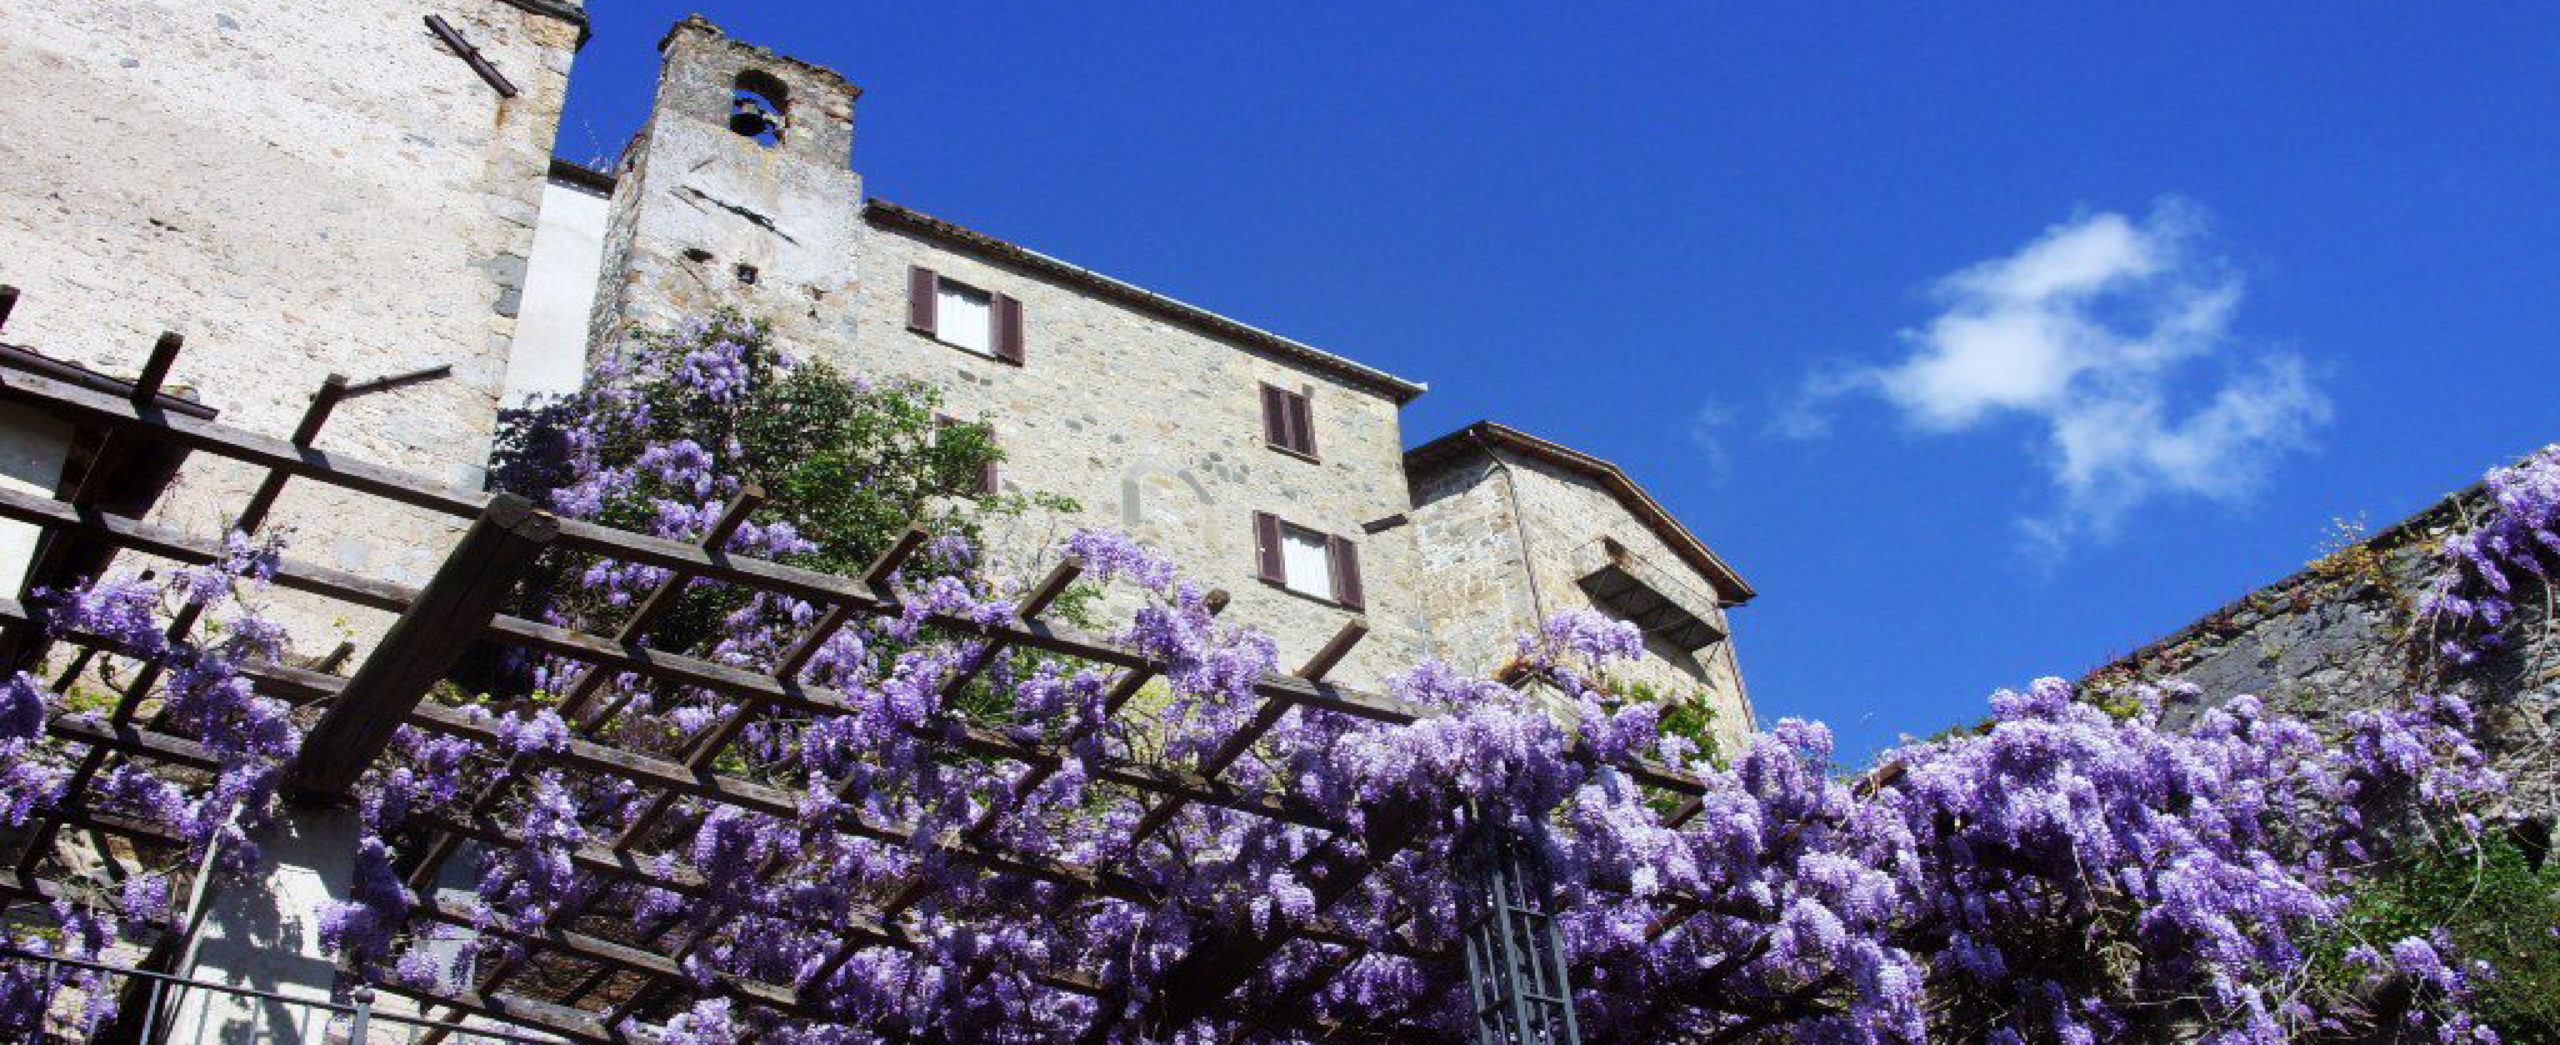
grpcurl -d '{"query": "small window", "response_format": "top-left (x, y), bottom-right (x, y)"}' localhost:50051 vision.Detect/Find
top-left (1260, 383), bottom-right (1317, 459)
top-left (907, 267), bottom-right (1026, 365)
top-left (1252, 511), bottom-right (1364, 609)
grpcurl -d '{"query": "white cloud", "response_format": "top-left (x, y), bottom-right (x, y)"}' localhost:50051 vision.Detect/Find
top-left (1804, 199), bottom-right (2328, 552)
top-left (1688, 400), bottom-right (1738, 485)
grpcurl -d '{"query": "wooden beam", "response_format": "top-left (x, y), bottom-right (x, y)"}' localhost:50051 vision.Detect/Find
top-left (0, 482), bottom-right (414, 612)
top-left (0, 468), bottom-right (1712, 828)
top-left (284, 494), bottom-right (558, 803)
top-left (129, 333), bottom-right (183, 405)
top-left (423, 14), bottom-right (521, 98)
top-left (410, 895), bottom-right (816, 1016)
top-left (0, 365), bottom-right (484, 516)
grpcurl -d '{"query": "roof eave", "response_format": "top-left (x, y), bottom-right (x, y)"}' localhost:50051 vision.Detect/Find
top-left (1408, 422), bottom-right (1756, 606)
top-left (865, 200), bottom-right (1428, 405)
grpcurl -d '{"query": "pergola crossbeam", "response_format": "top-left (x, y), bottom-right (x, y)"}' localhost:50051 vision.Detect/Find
top-left (284, 494), bottom-right (559, 804)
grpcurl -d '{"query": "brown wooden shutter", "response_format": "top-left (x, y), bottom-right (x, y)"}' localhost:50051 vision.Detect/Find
top-left (1328, 533), bottom-right (1363, 609)
top-left (907, 267), bottom-right (938, 335)
top-left (1253, 511), bottom-right (1285, 584)
top-left (993, 293), bottom-right (1025, 365)
top-left (1288, 391), bottom-right (1317, 457)
top-left (1261, 384), bottom-right (1288, 447)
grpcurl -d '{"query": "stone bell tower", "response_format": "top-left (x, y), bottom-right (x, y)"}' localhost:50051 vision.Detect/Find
top-left (587, 16), bottom-right (865, 351)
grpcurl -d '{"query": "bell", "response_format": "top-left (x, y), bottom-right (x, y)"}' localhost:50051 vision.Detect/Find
top-left (729, 99), bottom-right (778, 139)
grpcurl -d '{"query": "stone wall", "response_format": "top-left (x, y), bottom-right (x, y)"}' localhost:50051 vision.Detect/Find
top-left (1408, 440), bottom-right (1754, 754)
top-left (1409, 455), bottom-right (1546, 678)
top-left (1507, 451), bottom-right (1752, 744)
top-left (841, 219), bottom-right (1431, 685)
top-left (0, 0), bottom-right (584, 635)
top-left (2089, 456), bottom-right (2558, 824)
top-left (588, 17), bottom-right (864, 357)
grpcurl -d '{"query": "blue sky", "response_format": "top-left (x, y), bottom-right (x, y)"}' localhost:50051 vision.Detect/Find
top-left (557, 3), bottom-right (2560, 761)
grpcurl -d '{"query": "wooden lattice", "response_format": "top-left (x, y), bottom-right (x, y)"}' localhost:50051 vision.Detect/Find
top-left (0, 316), bottom-right (1718, 1045)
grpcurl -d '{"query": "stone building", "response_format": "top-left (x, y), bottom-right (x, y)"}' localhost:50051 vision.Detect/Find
top-left (1407, 424), bottom-right (1755, 733)
top-left (0, 2), bottom-right (1754, 733)
top-left (502, 18), bottom-right (1760, 745)
top-left (0, 4), bottom-right (1755, 1037)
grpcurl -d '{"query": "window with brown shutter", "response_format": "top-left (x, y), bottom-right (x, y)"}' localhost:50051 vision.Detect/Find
top-left (1327, 533), bottom-right (1363, 610)
top-left (1253, 511), bottom-right (1284, 583)
top-left (1254, 511), bottom-right (1362, 608)
top-left (912, 270), bottom-right (1025, 366)
top-left (1260, 385), bottom-right (1289, 446)
top-left (907, 266), bottom-right (938, 335)
top-left (1259, 384), bottom-right (1317, 459)
top-left (992, 293), bottom-right (1025, 366)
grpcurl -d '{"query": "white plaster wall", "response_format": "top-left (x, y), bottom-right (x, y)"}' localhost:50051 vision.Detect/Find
top-left (0, 405), bottom-right (72, 593)
top-left (0, 0), bottom-right (581, 645)
top-left (501, 177), bottom-right (611, 407)
top-left (164, 808), bottom-right (357, 1045)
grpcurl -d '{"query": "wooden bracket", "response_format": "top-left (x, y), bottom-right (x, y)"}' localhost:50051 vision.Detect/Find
top-left (424, 15), bottom-right (520, 99)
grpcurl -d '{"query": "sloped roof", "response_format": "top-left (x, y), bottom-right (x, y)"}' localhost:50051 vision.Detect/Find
top-left (1406, 421), bottom-right (1755, 605)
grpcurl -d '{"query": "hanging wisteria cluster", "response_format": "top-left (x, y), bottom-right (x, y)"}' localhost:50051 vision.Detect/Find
top-left (0, 314), bottom-right (2529, 1045)
top-left (2419, 445), bottom-right (2560, 664)
top-left (0, 532), bottom-right (286, 1036)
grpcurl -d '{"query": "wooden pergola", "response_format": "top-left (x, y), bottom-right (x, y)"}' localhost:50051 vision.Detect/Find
top-left (0, 306), bottom-right (1726, 1045)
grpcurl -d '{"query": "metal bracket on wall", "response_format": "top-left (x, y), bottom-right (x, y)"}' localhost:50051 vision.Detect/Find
top-left (424, 14), bottom-right (520, 99)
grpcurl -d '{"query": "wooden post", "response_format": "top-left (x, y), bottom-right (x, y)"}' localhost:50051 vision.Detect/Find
top-left (131, 333), bottom-right (183, 405)
top-left (283, 494), bottom-right (557, 804)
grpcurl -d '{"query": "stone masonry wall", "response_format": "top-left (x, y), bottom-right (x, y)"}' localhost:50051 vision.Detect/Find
top-left (0, 0), bottom-right (583, 640)
top-left (1503, 450), bottom-right (1752, 750)
top-left (2088, 458), bottom-right (2559, 825)
top-left (588, 18), bottom-right (863, 357)
top-left (1408, 456), bottom-right (1545, 680)
top-left (1406, 445), bottom-right (1753, 754)
top-left (840, 222), bottom-right (1430, 686)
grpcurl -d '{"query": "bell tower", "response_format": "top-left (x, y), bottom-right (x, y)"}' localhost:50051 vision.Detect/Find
top-left (586, 17), bottom-right (865, 350)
